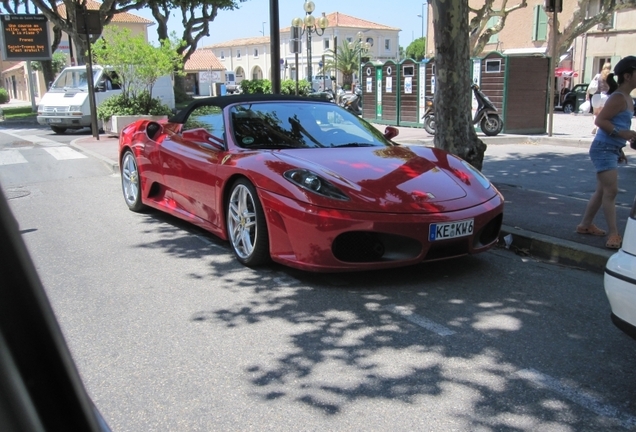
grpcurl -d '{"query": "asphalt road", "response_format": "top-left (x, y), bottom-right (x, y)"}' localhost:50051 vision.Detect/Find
top-left (2, 127), bottom-right (636, 431)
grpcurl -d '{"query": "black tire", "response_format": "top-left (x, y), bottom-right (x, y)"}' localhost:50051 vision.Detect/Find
top-left (226, 178), bottom-right (270, 267)
top-left (480, 114), bottom-right (503, 136)
top-left (423, 114), bottom-right (436, 135)
top-left (50, 126), bottom-right (67, 134)
top-left (563, 102), bottom-right (574, 114)
top-left (120, 150), bottom-right (145, 212)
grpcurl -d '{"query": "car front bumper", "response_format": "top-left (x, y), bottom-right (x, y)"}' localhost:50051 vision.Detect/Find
top-left (259, 189), bottom-right (504, 272)
top-left (604, 249), bottom-right (636, 340)
top-left (37, 115), bottom-right (91, 128)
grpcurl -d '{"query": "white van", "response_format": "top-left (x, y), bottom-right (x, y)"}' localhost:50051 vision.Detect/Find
top-left (312, 75), bottom-right (333, 92)
top-left (225, 71), bottom-right (237, 94)
top-left (37, 65), bottom-right (175, 134)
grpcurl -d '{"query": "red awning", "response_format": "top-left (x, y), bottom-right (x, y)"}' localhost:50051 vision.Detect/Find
top-left (555, 68), bottom-right (579, 78)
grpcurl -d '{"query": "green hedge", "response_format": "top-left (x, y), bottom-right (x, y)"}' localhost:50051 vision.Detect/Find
top-left (0, 88), bottom-right (10, 104)
top-left (239, 79), bottom-right (312, 96)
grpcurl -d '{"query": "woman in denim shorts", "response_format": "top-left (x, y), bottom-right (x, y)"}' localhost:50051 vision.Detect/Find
top-left (577, 56), bottom-right (636, 249)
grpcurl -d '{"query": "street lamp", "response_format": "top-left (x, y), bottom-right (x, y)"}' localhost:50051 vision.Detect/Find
top-left (349, 31), bottom-right (370, 87)
top-left (292, 1), bottom-right (329, 82)
top-left (417, 2), bottom-right (429, 58)
top-left (260, 21), bottom-right (266, 36)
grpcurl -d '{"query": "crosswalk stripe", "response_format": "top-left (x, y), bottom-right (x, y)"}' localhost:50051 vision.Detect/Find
top-left (43, 147), bottom-right (87, 160)
top-left (0, 149), bottom-right (28, 165)
top-left (21, 134), bottom-right (59, 146)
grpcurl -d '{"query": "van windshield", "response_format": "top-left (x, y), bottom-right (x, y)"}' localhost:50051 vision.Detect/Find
top-left (51, 68), bottom-right (102, 90)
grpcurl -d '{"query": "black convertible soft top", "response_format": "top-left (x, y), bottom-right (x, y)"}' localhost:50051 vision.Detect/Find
top-left (168, 93), bottom-right (332, 124)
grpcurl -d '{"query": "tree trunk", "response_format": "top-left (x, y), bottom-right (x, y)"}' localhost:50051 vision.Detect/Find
top-left (432, 0), bottom-right (487, 170)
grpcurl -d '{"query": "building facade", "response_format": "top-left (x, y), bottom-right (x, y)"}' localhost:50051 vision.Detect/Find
top-left (203, 12), bottom-right (401, 90)
top-left (424, 0), bottom-right (636, 87)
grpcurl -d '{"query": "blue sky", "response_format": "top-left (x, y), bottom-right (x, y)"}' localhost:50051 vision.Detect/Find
top-left (136, 0), bottom-right (429, 48)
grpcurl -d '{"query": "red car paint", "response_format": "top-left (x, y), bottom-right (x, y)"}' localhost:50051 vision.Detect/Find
top-left (119, 95), bottom-right (504, 272)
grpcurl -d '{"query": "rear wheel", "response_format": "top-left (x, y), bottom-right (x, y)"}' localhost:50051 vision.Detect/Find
top-left (481, 114), bottom-right (503, 136)
top-left (50, 126), bottom-right (67, 134)
top-left (226, 179), bottom-right (270, 267)
top-left (563, 102), bottom-right (574, 114)
top-left (121, 150), bottom-right (145, 212)
top-left (423, 114), bottom-right (436, 135)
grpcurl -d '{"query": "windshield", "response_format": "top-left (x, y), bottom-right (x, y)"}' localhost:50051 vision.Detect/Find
top-left (51, 68), bottom-right (102, 90)
top-left (229, 102), bottom-right (392, 150)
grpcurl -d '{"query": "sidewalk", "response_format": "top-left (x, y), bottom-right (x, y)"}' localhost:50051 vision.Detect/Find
top-left (67, 111), bottom-right (636, 273)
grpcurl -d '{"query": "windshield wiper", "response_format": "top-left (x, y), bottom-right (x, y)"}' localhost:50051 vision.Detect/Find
top-left (333, 142), bottom-right (376, 148)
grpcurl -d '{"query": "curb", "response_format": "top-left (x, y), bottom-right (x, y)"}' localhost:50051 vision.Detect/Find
top-left (69, 137), bottom-right (119, 174)
top-left (500, 224), bottom-right (612, 273)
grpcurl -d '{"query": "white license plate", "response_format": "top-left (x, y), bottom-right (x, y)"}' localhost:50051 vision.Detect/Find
top-left (429, 219), bottom-right (474, 241)
top-left (48, 118), bottom-right (62, 123)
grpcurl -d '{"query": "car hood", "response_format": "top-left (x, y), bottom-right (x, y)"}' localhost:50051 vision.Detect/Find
top-left (269, 145), bottom-right (493, 213)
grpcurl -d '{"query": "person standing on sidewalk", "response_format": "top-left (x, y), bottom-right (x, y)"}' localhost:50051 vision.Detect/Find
top-left (590, 62), bottom-right (612, 134)
top-left (577, 56), bottom-right (636, 249)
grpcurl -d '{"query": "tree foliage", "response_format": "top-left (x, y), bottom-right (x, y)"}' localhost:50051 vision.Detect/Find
top-left (323, 40), bottom-right (364, 88)
top-left (126, 0), bottom-right (247, 63)
top-left (468, 0), bottom-right (636, 58)
top-left (405, 37), bottom-right (426, 61)
top-left (92, 27), bottom-right (183, 101)
top-left (31, 52), bottom-right (67, 75)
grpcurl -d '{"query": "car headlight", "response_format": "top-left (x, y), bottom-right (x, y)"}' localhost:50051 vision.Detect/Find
top-left (284, 169), bottom-right (349, 201)
top-left (69, 105), bottom-right (82, 113)
top-left (460, 160), bottom-right (491, 189)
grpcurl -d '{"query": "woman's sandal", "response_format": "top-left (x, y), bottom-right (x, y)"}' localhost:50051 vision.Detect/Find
top-left (606, 235), bottom-right (622, 250)
top-left (576, 224), bottom-right (606, 236)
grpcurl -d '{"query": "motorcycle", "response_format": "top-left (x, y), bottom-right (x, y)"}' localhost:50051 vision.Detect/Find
top-left (422, 84), bottom-right (504, 136)
top-left (339, 85), bottom-right (362, 115)
top-left (422, 96), bottom-right (435, 135)
top-left (307, 88), bottom-right (336, 103)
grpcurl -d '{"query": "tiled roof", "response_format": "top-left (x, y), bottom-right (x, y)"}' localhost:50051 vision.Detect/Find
top-left (203, 12), bottom-right (399, 49)
top-left (293, 12), bottom-right (401, 32)
top-left (204, 36), bottom-right (270, 49)
top-left (56, 0), bottom-right (153, 24)
top-left (3, 61), bottom-right (26, 73)
top-left (184, 49), bottom-right (225, 71)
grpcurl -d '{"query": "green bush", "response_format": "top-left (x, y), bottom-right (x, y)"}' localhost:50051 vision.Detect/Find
top-left (0, 88), bottom-right (10, 104)
top-left (280, 79), bottom-right (312, 96)
top-left (97, 91), bottom-right (173, 121)
top-left (238, 79), bottom-right (313, 96)
top-left (239, 79), bottom-right (272, 94)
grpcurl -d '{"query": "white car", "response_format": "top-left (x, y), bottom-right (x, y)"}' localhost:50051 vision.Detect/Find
top-left (604, 200), bottom-right (636, 340)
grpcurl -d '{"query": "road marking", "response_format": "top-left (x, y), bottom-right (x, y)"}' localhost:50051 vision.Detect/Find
top-left (0, 129), bottom-right (61, 147)
top-left (43, 147), bottom-right (87, 160)
top-left (384, 304), bottom-right (456, 336)
top-left (0, 149), bottom-right (28, 165)
top-left (516, 368), bottom-right (636, 429)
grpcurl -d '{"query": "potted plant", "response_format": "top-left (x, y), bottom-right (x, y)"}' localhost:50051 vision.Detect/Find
top-left (92, 28), bottom-right (183, 135)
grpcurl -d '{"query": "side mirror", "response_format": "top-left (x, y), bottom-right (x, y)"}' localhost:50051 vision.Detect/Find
top-left (146, 121), bottom-right (163, 141)
top-left (95, 83), bottom-right (105, 92)
top-left (384, 126), bottom-right (399, 141)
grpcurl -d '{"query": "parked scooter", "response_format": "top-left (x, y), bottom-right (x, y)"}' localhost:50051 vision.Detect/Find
top-left (339, 85), bottom-right (362, 115)
top-left (422, 96), bottom-right (435, 135)
top-left (422, 84), bottom-right (504, 136)
top-left (307, 88), bottom-right (336, 103)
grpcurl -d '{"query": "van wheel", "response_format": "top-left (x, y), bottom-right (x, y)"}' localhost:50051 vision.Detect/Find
top-left (50, 126), bottom-right (67, 134)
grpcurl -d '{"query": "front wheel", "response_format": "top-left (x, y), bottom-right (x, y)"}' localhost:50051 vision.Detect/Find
top-left (563, 102), bottom-right (574, 114)
top-left (480, 114), bottom-right (503, 136)
top-left (423, 114), bottom-right (436, 135)
top-left (121, 150), bottom-right (145, 212)
top-left (226, 179), bottom-right (270, 267)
